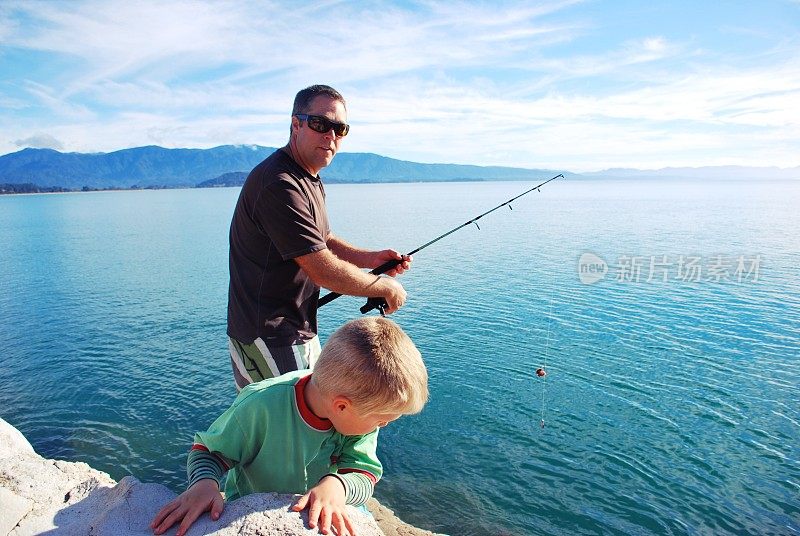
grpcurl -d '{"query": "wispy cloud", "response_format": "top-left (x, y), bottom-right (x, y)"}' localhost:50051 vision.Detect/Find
top-left (14, 133), bottom-right (64, 150)
top-left (1, 0), bottom-right (798, 170)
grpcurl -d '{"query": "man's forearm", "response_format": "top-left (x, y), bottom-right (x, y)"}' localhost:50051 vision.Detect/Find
top-left (295, 248), bottom-right (390, 297)
top-left (326, 233), bottom-right (374, 269)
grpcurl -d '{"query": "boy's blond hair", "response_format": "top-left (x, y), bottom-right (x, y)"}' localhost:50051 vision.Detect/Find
top-left (312, 317), bottom-right (428, 415)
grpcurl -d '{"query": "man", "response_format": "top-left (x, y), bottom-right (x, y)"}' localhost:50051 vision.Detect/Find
top-left (227, 85), bottom-right (411, 390)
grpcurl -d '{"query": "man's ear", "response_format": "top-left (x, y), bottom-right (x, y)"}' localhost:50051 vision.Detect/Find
top-left (290, 115), bottom-right (300, 134)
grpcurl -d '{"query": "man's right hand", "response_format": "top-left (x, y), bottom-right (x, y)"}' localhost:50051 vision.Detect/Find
top-left (376, 276), bottom-right (406, 314)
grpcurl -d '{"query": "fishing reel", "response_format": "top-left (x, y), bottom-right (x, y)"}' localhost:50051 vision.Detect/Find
top-left (360, 297), bottom-right (388, 316)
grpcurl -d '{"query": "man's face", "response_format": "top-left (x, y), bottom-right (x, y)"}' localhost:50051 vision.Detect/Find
top-left (290, 95), bottom-right (347, 176)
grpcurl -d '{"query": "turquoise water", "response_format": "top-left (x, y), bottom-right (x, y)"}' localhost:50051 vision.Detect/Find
top-left (1, 180), bottom-right (798, 535)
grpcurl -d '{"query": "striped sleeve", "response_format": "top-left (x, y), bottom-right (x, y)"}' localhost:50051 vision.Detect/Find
top-left (334, 431), bottom-right (382, 506)
top-left (187, 444), bottom-right (229, 489)
top-left (338, 471), bottom-right (375, 506)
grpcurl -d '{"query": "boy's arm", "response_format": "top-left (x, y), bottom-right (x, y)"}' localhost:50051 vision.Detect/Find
top-left (331, 432), bottom-right (383, 506)
top-left (151, 389), bottom-right (261, 535)
top-left (290, 432), bottom-right (382, 535)
top-left (187, 445), bottom-right (230, 489)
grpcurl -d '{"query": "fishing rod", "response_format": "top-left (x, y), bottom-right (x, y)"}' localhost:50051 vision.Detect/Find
top-left (318, 173), bottom-right (564, 314)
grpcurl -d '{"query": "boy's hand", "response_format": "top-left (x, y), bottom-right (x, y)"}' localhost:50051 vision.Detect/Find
top-left (150, 479), bottom-right (224, 536)
top-left (292, 475), bottom-right (356, 536)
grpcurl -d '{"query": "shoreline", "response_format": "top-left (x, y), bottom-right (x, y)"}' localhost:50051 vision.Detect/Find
top-left (3, 175), bottom-right (799, 197)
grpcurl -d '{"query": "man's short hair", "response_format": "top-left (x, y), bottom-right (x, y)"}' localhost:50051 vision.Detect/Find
top-left (292, 85), bottom-right (347, 116)
top-left (312, 317), bottom-right (428, 415)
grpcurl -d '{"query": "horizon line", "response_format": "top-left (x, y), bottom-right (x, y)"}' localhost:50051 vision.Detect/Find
top-left (4, 144), bottom-right (799, 174)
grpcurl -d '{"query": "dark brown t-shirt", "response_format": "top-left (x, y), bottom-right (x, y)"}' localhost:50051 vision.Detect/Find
top-left (227, 148), bottom-right (330, 345)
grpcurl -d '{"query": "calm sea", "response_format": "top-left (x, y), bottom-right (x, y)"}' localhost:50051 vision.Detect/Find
top-left (1, 180), bottom-right (798, 536)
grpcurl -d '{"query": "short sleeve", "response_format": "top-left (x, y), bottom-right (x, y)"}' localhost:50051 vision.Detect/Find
top-left (194, 388), bottom-right (266, 468)
top-left (335, 431), bottom-right (383, 485)
top-left (255, 177), bottom-right (327, 260)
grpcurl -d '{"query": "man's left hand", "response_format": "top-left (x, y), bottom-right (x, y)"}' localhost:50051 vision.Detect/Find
top-left (372, 250), bottom-right (412, 277)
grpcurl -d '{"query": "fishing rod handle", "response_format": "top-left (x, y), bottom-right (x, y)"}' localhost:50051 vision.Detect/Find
top-left (317, 291), bottom-right (340, 307)
top-left (371, 257), bottom-right (404, 276)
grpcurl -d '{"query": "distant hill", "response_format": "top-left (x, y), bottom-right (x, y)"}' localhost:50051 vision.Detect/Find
top-left (0, 145), bottom-right (570, 189)
top-left (0, 183), bottom-right (72, 194)
top-left (0, 145), bottom-right (276, 189)
top-left (197, 172), bottom-right (249, 188)
top-left (1, 145), bottom-right (796, 191)
top-left (324, 152), bottom-right (567, 183)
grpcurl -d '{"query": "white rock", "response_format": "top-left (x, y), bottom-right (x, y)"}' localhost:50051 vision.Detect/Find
top-left (0, 486), bottom-right (32, 534)
top-left (0, 417), bottom-right (34, 458)
top-left (0, 416), bottom-right (384, 535)
top-left (88, 478), bottom-right (381, 536)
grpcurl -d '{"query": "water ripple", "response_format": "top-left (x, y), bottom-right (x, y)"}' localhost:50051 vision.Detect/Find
top-left (2, 184), bottom-right (799, 536)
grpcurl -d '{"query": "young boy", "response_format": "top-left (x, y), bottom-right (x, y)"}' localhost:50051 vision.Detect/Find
top-left (151, 317), bottom-right (428, 536)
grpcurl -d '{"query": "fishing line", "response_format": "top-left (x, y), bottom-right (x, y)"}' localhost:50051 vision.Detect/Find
top-left (538, 259), bottom-right (557, 429)
top-left (317, 173), bottom-right (564, 314)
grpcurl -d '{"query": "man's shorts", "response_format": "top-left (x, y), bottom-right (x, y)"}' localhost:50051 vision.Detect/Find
top-left (228, 336), bottom-right (322, 391)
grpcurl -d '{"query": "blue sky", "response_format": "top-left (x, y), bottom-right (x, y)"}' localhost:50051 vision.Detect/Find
top-left (1, 0), bottom-right (798, 171)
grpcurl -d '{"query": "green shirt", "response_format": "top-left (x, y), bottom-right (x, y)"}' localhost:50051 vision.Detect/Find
top-left (191, 371), bottom-right (382, 504)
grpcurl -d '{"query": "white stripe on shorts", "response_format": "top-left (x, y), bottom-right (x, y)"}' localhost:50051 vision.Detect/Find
top-left (306, 337), bottom-right (321, 369)
top-left (228, 339), bottom-right (252, 386)
top-left (291, 344), bottom-right (305, 371)
top-left (253, 337), bottom-right (281, 377)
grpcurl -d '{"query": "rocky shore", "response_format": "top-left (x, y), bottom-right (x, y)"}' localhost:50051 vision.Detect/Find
top-left (0, 418), bottom-right (442, 536)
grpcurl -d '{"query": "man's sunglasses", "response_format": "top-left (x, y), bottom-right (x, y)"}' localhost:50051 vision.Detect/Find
top-left (295, 114), bottom-right (350, 137)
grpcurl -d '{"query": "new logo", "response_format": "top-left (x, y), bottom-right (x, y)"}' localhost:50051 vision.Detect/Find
top-left (578, 253), bottom-right (608, 284)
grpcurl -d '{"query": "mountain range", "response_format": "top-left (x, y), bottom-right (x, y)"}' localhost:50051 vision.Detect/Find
top-left (0, 145), bottom-right (796, 191)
